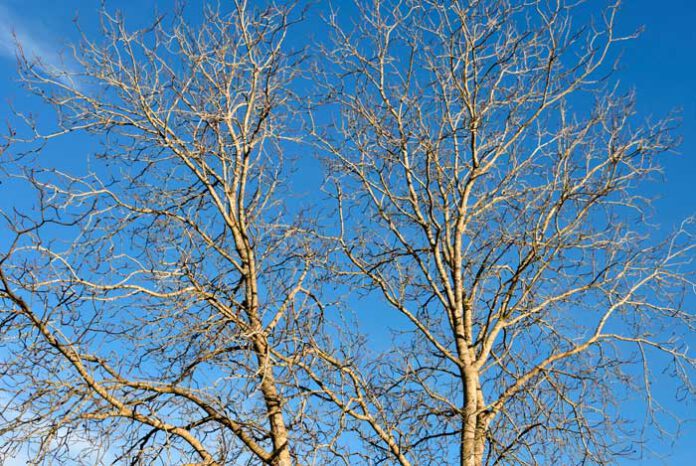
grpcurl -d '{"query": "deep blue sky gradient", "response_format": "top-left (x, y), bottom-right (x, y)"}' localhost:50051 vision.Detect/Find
top-left (0, 1), bottom-right (694, 464)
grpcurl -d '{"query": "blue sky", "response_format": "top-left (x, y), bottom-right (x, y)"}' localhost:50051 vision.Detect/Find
top-left (0, 0), bottom-right (694, 464)
top-left (0, 0), bottom-right (692, 226)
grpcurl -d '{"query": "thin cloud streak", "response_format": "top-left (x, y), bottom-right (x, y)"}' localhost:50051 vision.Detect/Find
top-left (0, 1), bottom-right (82, 93)
top-left (0, 3), bottom-right (61, 65)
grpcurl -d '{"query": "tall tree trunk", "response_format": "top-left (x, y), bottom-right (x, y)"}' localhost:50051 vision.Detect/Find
top-left (254, 335), bottom-right (292, 466)
top-left (460, 382), bottom-right (482, 466)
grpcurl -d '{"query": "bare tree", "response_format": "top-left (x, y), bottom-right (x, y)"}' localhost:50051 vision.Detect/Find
top-left (314, 0), bottom-right (695, 465)
top-left (1, 1), bottom-right (694, 465)
top-left (0, 2), bottom-right (333, 465)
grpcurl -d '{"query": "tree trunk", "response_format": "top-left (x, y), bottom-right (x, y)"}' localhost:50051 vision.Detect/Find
top-left (255, 337), bottom-right (292, 466)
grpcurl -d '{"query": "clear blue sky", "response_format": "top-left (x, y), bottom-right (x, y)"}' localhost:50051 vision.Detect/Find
top-left (0, 0), bottom-right (694, 464)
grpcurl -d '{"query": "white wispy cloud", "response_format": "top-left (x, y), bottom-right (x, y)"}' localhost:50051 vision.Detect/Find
top-left (0, 1), bottom-right (67, 70)
top-left (0, 1), bottom-right (83, 92)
